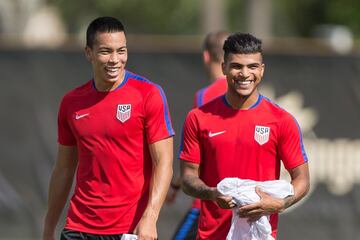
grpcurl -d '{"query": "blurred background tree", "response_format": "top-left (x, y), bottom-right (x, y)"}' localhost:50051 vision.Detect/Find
top-left (53, 0), bottom-right (201, 34)
top-left (52, 0), bottom-right (360, 38)
top-left (273, 0), bottom-right (360, 37)
top-left (2, 0), bottom-right (358, 49)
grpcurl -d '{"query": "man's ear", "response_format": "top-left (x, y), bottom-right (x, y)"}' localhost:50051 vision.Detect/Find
top-left (84, 46), bottom-right (92, 61)
top-left (261, 63), bottom-right (265, 78)
top-left (203, 50), bottom-right (210, 65)
top-left (221, 62), bottom-right (226, 75)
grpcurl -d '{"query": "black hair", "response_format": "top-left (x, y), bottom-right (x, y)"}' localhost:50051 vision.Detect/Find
top-left (86, 16), bottom-right (125, 48)
top-left (223, 32), bottom-right (262, 60)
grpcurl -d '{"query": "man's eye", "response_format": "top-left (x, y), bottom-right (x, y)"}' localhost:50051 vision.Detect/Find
top-left (100, 50), bottom-right (110, 54)
top-left (118, 48), bottom-right (127, 53)
top-left (231, 65), bottom-right (242, 69)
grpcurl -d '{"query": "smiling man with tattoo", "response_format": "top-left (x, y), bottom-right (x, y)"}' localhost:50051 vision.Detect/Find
top-left (179, 32), bottom-right (310, 240)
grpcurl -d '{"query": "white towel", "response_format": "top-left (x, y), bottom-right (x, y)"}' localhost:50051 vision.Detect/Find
top-left (217, 178), bottom-right (294, 240)
top-left (121, 234), bottom-right (138, 240)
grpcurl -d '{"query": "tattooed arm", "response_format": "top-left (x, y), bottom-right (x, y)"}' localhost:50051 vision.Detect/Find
top-left (180, 161), bottom-right (235, 209)
top-left (283, 162), bottom-right (310, 209)
top-left (238, 163), bottom-right (310, 221)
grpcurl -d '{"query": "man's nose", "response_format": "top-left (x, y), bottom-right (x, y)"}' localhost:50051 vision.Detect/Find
top-left (109, 52), bottom-right (119, 63)
top-left (239, 67), bottom-right (250, 78)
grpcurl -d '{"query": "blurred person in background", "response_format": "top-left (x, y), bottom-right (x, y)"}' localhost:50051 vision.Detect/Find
top-left (167, 31), bottom-right (229, 240)
top-left (43, 16), bottom-right (174, 240)
top-left (193, 30), bottom-right (230, 107)
top-left (179, 32), bottom-right (310, 239)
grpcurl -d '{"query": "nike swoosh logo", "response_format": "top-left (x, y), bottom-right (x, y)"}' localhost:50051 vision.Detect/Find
top-left (209, 130), bottom-right (226, 137)
top-left (75, 113), bottom-right (89, 120)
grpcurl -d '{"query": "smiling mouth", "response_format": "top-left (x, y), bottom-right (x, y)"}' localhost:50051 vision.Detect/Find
top-left (234, 79), bottom-right (254, 88)
top-left (105, 66), bottom-right (120, 77)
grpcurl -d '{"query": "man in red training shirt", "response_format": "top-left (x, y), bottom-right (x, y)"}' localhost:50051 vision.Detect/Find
top-left (43, 16), bottom-right (174, 240)
top-left (179, 32), bottom-right (310, 240)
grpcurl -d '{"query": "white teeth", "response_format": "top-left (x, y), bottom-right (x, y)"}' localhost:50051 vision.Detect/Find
top-left (235, 80), bottom-right (251, 85)
top-left (105, 67), bottom-right (119, 74)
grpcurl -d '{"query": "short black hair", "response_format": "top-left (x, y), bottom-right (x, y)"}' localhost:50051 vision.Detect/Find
top-left (203, 31), bottom-right (230, 63)
top-left (86, 16), bottom-right (125, 48)
top-left (223, 32), bottom-right (262, 60)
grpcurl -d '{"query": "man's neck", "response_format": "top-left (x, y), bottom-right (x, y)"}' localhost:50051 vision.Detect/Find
top-left (225, 90), bottom-right (260, 110)
top-left (94, 73), bottom-right (125, 92)
top-left (208, 62), bottom-right (224, 83)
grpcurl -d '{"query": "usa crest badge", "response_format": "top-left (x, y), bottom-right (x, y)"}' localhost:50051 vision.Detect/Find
top-left (117, 104), bottom-right (131, 123)
top-left (254, 125), bottom-right (270, 145)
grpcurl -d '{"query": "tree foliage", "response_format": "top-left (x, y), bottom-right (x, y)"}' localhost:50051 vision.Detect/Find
top-left (274, 0), bottom-right (360, 37)
top-left (54, 0), bottom-right (360, 37)
top-left (54, 0), bottom-right (200, 34)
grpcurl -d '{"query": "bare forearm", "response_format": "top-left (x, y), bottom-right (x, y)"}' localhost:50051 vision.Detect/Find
top-left (181, 174), bottom-right (216, 200)
top-left (284, 178), bottom-right (310, 209)
top-left (144, 138), bottom-right (174, 221)
top-left (44, 167), bottom-right (75, 232)
top-left (43, 145), bottom-right (77, 240)
top-left (144, 160), bottom-right (173, 220)
top-left (284, 163), bottom-right (310, 209)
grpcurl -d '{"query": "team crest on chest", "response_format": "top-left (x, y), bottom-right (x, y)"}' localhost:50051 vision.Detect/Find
top-left (116, 104), bottom-right (131, 123)
top-left (254, 125), bottom-right (270, 145)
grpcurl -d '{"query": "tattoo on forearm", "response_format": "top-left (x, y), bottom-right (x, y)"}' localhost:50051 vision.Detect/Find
top-left (182, 175), bottom-right (214, 200)
top-left (284, 195), bottom-right (296, 209)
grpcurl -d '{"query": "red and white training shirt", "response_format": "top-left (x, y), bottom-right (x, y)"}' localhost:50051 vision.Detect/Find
top-left (58, 70), bottom-right (174, 234)
top-left (179, 94), bottom-right (308, 240)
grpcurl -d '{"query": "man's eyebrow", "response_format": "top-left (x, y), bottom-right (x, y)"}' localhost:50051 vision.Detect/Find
top-left (228, 62), bottom-right (262, 67)
top-left (98, 46), bottom-right (112, 50)
top-left (229, 62), bottom-right (243, 66)
top-left (98, 45), bottom-right (127, 49)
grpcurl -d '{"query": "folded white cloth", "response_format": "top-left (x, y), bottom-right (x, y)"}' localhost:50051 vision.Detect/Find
top-left (121, 234), bottom-right (138, 240)
top-left (217, 178), bottom-right (294, 240)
